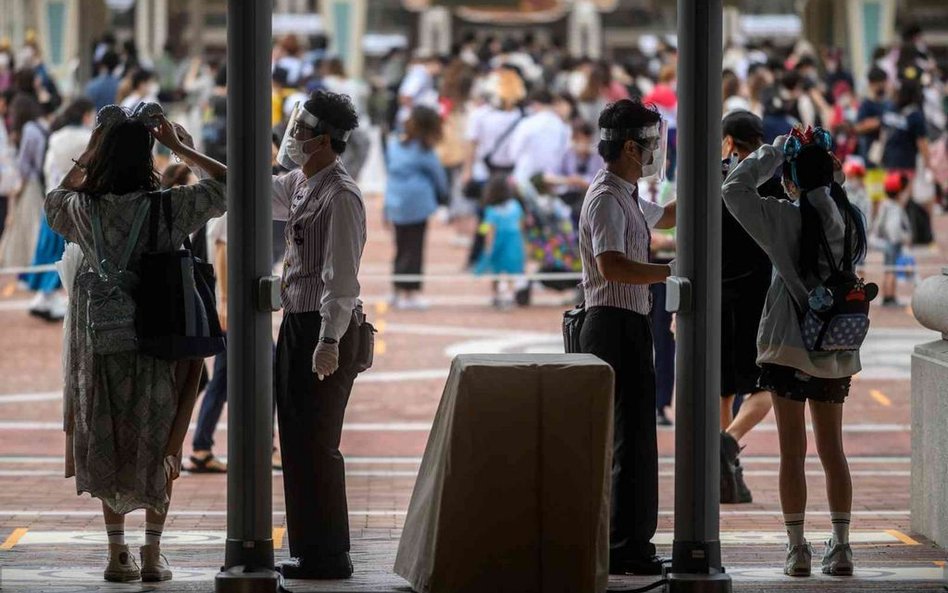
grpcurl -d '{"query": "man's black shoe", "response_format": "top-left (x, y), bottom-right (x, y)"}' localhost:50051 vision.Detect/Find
top-left (275, 554), bottom-right (353, 579)
top-left (733, 460), bottom-right (753, 503)
top-left (720, 431), bottom-right (739, 503)
top-left (609, 555), bottom-right (665, 576)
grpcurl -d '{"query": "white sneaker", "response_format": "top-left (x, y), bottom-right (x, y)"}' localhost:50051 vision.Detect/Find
top-left (140, 543), bottom-right (173, 582)
top-left (821, 538), bottom-right (854, 576)
top-left (104, 543), bottom-right (140, 582)
top-left (404, 296), bottom-right (430, 311)
top-left (47, 293), bottom-right (68, 321)
top-left (784, 542), bottom-right (813, 577)
top-left (28, 292), bottom-right (52, 318)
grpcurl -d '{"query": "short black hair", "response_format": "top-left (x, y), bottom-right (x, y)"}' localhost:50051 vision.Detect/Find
top-left (781, 70), bottom-right (802, 91)
top-left (868, 67), bottom-right (888, 84)
top-left (99, 50), bottom-right (120, 72)
top-left (597, 99), bottom-right (661, 163)
top-left (528, 88), bottom-right (553, 105)
top-left (303, 90), bottom-right (359, 154)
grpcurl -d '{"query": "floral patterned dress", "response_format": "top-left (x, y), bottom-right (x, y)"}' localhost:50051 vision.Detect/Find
top-left (45, 179), bottom-right (226, 515)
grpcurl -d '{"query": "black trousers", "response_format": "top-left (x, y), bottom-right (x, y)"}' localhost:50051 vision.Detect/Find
top-left (275, 312), bottom-right (358, 560)
top-left (393, 220), bottom-right (427, 292)
top-left (649, 283), bottom-right (675, 412)
top-left (580, 306), bottom-right (658, 562)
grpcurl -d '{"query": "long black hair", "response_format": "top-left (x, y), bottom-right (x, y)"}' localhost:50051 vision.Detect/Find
top-left (785, 146), bottom-right (867, 278)
top-left (77, 119), bottom-right (159, 196)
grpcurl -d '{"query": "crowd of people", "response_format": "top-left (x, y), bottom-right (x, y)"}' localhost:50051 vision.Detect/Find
top-left (0, 14), bottom-right (946, 587)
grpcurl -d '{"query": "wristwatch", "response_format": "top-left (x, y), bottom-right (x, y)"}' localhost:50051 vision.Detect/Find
top-left (319, 337), bottom-right (338, 344)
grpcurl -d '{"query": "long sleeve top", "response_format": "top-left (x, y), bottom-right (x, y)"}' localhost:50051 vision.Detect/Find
top-left (272, 160), bottom-right (366, 341)
top-left (383, 137), bottom-right (448, 226)
top-left (721, 143), bottom-right (860, 379)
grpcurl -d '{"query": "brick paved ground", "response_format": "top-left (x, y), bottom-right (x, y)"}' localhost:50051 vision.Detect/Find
top-left (0, 195), bottom-right (945, 592)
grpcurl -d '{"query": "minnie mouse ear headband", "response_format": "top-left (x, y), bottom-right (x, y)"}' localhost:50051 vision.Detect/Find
top-left (782, 125), bottom-right (833, 161)
top-left (783, 125), bottom-right (834, 187)
top-left (95, 102), bottom-right (164, 129)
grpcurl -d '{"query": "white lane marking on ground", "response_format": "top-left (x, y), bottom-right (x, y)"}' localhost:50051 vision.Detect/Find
top-left (2, 566), bottom-right (941, 584)
top-left (0, 391), bottom-right (61, 403)
top-left (0, 510), bottom-right (912, 517)
top-left (0, 299), bottom-right (31, 311)
top-left (0, 420), bottom-right (914, 432)
top-left (0, 469), bottom-right (910, 478)
top-left (355, 369), bottom-right (449, 383)
top-left (11, 468), bottom-right (920, 480)
top-left (9, 530), bottom-right (905, 547)
top-left (0, 455), bottom-right (911, 465)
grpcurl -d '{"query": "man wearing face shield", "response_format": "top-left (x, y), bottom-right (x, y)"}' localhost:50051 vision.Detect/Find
top-left (577, 99), bottom-right (677, 576)
top-left (271, 91), bottom-right (365, 580)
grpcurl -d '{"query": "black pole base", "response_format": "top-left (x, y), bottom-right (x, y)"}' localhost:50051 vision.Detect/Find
top-left (215, 565), bottom-right (280, 593)
top-left (664, 572), bottom-right (732, 593)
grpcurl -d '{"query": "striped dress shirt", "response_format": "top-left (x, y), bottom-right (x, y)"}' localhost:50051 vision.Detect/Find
top-left (272, 160), bottom-right (366, 341)
top-left (579, 168), bottom-right (666, 315)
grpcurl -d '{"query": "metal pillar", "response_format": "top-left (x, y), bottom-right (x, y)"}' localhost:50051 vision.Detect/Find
top-left (216, 0), bottom-right (280, 591)
top-left (666, 0), bottom-right (731, 591)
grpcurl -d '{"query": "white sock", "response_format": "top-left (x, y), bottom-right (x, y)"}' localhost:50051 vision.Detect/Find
top-left (144, 522), bottom-right (164, 546)
top-left (105, 523), bottom-right (125, 545)
top-left (784, 513), bottom-right (806, 546)
top-left (831, 512), bottom-right (851, 545)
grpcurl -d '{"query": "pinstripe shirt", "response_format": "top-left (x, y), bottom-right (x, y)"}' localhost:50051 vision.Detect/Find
top-left (579, 169), bottom-right (666, 314)
top-left (272, 160), bottom-right (366, 340)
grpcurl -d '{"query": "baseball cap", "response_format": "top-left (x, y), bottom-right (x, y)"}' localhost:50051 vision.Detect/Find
top-left (722, 110), bottom-right (764, 144)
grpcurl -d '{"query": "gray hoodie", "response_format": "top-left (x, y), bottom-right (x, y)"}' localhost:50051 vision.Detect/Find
top-left (722, 144), bottom-right (861, 379)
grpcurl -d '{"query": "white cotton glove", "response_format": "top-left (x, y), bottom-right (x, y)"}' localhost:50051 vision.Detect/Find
top-left (667, 258), bottom-right (679, 277)
top-left (772, 134), bottom-right (789, 154)
top-left (312, 340), bottom-right (340, 380)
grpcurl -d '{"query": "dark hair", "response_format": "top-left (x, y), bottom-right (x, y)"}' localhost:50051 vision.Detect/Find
top-left (77, 119), bottom-right (159, 196)
top-left (404, 105), bottom-right (442, 149)
top-left (573, 121), bottom-right (594, 138)
top-left (597, 99), bottom-right (661, 163)
top-left (783, 144), bottom-right (833, 192)
top-left (161, 163), bottom-right (193, 189)
top-left (303, 90), bottom-right (359, 155)
top-left (896, 79), bottom-right (922, 110)
top-left (99, 50), bottom-right (120, 73)
top-left (50, 97), bottom-right (94, 134)
top-left (12, 68), bottom-right (36, 95)
top-left (781, 70), bottom-right (802, 91)
top-left (482, 175), bottom-right (512, 207)
top-left (867, 67), bottom-right (888, 84)
top-left (131, 68), bottom-right (154, 89)
top-left (797, 181), bottom-right (868, 278)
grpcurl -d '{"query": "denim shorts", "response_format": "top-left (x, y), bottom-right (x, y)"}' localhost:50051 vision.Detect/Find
top-left (758, 364), bottom-right (852, 404)
top-left (883, 242), bottom-right (903, 268)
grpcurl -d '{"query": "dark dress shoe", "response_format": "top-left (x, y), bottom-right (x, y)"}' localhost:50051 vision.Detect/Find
top-left (609, 554), bottom-right (667, 576)
top-left (276, 554), bottom-right (353, 579)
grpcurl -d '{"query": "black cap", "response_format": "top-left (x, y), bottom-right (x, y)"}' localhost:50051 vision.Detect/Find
top-left (722, 109), bottom-right (764, 144)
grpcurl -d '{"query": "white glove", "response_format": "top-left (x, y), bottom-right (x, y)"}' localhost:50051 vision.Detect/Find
top-left (312, 340), bottom-right (339, 380)
top-left (667, 258), bottom-right (678, 277)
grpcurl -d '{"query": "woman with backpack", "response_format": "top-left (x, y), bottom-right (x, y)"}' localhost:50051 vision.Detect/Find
top-left (45, 105), bottom-right (226, 583)
top-left (722, 126), bottom-right (870, 578)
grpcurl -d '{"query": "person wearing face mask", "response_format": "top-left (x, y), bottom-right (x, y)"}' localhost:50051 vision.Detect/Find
top-left (723, 127), bottom-right (869, 578)
top-left (270, 90), bottom-right (365, 580)
top-left (119, 69), bottom-right (160, 112)
top-left (718, 110), bottom-right (790, 505)
top-left (577, 99), bottom-right (676, 576)
top-left (854, 68), bottom-right (892, 167)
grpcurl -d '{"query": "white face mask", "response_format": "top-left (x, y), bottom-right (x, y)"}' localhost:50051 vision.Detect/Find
top-left (284, 135), bottom-right (318, 167)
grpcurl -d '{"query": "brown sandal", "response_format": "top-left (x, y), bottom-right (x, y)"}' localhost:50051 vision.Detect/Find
top-left (187, 453), bottom-right (227, 473)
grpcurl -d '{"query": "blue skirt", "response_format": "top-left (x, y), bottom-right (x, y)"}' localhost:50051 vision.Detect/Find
top-left (23, 212), bottom-right (65, 292)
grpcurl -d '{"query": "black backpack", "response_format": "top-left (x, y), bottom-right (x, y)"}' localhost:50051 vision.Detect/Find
top-left (797, 216), bottom-right (878, 352)
top-left (135, 190), bottom-right (225, 361)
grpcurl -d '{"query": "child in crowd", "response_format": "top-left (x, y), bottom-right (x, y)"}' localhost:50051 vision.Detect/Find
top-left (872, 172), bottom-right (913, 306)
top-left (475, 176), bottom-right (525, 309)
top-left (842, 157), bottom-right (871, 231)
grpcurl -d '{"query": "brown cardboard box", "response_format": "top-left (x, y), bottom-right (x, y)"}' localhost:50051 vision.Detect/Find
top-left (394, 354), bottom-right (614, 593)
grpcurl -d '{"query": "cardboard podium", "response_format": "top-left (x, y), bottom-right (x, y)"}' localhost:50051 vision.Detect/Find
top-left (394, 354), bottom-right (614, 593)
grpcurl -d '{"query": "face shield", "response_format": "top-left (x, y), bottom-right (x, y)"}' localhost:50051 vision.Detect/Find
top-left (277, 101), bottom-right (352, 170)
top-left (600, 119), bottom-right (668, 181)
